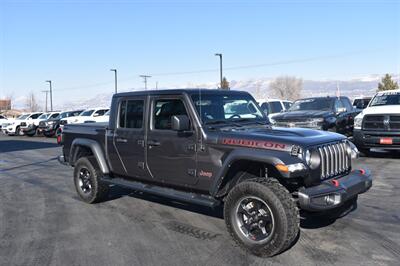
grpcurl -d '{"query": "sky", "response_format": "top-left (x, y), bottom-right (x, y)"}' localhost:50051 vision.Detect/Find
top-left (0, 0), bottom-right (399, 107)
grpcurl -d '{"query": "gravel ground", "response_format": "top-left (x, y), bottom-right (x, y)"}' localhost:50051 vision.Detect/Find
top-left (0, 134), bottom-right (399, 266)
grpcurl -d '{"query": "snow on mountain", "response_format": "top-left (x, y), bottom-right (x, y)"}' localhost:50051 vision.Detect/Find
top-left (56, 74), bottom-right (399, 110)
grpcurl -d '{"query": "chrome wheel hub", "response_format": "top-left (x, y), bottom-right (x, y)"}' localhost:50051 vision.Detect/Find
top-left (234, 196), bottom-right (275, 243)
top-left (78, 168), bottom-right (92, 194)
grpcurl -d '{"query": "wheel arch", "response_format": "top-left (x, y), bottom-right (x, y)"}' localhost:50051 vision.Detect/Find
top-left (210, 150), bottom-right (287, 197)
top-left (70, 138), bottom-right (110, 174)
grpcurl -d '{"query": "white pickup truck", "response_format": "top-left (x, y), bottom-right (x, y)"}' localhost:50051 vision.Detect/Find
top-left (353, 89), bottom-right (400, 154)
top-left (2, 112), bottom-right (42, 136)
top-left (63, 108), bottom-right (109, 124)
top-left (20, 112), bottom-right (60, 136)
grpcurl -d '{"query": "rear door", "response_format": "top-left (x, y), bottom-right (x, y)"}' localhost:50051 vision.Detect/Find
top-left (109, 97), bottom-right (148, 180)
top-left (146, 95), bottom-right (198, 186)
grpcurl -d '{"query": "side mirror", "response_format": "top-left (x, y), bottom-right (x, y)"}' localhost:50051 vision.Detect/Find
top-left (171, 115), bottom-right (190, 131)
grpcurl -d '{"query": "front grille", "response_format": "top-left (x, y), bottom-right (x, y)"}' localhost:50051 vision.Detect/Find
top-left (20, 122), bottom-right (27, 127)
top-left (363, 115), bottom-right (400, 131)
top-left (317, 141), bottom-right (350, 180)
top-left (39, 121), bottom-right (46, 127)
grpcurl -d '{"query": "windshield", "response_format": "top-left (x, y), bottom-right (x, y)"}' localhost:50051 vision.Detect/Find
top-left (370, 91), bottom-right (400, 107)
top-left (57, 112), bottom-right (69, 119)
top-left (353, 98), bottom-right (371, 109)
top-left (18, 114), bottom-right (30, 120)
top-left (104, 110), bottom-right (110, 116)
top-left (191, 93), bottom-right (266, 125)
top-left (80, 110), bottom-right (94, 116)
top-left (289, 98), bottom-right (334, 111)
top-left (38, 113), bottom-right (49, 119)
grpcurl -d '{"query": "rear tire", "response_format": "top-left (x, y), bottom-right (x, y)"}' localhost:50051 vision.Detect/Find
top-left (224, 178), bottom-right (299, 257)
top-left (73, 157), bottom-right (109, 204)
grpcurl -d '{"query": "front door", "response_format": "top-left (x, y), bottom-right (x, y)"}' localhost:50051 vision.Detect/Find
top-left (146, 96), bottom-right (198, 186)
top-left (110, 97), bottom-right (148, 180)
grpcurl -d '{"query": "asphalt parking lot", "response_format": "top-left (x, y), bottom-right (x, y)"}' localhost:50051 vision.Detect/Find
top-left (0, 134), bottom-right (399, 266)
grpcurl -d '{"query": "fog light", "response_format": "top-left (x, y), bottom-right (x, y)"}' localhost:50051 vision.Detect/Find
top-left (325, 194), bottom-right (341, 206)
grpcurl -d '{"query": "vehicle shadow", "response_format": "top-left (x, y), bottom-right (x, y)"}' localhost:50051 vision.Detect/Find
top-left (105, 185), bottom-right (359, 226)
top-left (106, 185), bottom-right (224, 219)
top-left (361, 149), bottom-right (400, 159)
top-left (0, 140), bottom-right (58, 153)
top-left (300, 198), bottom-right (358, 229)
top-left (0, 157), bottom-right (58, 172)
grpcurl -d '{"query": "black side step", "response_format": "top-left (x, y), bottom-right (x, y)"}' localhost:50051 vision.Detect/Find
top-left (102, 177), bottom-right (221, 208)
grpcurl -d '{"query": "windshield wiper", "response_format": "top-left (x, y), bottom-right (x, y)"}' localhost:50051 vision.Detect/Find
top-left (204, 120), bottom-right (242, 127)
top-left (230, 118), bottom-right (268, 125)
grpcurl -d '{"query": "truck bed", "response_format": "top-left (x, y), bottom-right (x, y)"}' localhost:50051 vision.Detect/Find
top-left (62, 123), bottom-right (108, 162)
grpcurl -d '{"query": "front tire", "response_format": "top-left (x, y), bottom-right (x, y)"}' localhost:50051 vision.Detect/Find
top-left (224, 178), bottom-right (299, 257)
top-left (73, 157), bottom-right (109, 204)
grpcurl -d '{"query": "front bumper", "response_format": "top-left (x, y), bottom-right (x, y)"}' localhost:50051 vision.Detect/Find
top-left (353, 129), bottom-right (400, 149)
top-left (298, 169), bottom-right (372, 211)
top-left (21, 125), bottom-right (36, 133)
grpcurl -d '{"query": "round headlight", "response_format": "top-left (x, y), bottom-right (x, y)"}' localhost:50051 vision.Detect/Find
top-left (304, 149), bottom-right (321, 169)
top-left (305, 150), bottom-right (311, 165)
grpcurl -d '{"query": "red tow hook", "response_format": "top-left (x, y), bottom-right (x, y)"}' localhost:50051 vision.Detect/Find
top-left (359, 168), bottom-right (366, 175)
top-left (331, 179), bottom-right (340, 187)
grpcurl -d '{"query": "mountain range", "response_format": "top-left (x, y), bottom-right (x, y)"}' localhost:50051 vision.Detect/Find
top-left (11, 74), bottom-right (400, 111)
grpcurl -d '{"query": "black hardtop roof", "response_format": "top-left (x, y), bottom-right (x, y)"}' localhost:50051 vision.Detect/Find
top-left (113, 88), bottom-right (250, 98)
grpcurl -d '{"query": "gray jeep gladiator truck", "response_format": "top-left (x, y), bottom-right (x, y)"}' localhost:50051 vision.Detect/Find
top-left (58, 89), bottom-right (372, 257)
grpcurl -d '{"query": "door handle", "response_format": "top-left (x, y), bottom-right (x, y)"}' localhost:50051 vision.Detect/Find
top-left (116, 138), bottom-right (128, 143)
top-left (148, 140), bottom-right (160, 147)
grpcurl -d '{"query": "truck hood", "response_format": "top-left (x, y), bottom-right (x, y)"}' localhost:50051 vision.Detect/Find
top-left (361, 105), bottom-right (400, 115)
top-left (214, 126), bottom-right (345, 149)
top-left (272, 110), bottom-right (333, 120)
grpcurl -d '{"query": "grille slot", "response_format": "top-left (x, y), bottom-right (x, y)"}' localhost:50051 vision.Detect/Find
top-left (363, 115), bottom-right (400, 131)
top-left (317, 141), bottom-right (350, 180)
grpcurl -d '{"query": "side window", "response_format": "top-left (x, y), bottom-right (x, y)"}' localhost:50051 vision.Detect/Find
top-left (95, 109), bottom-right (107, 116)
top-left (51, 113), bottom-right (59, 118)
top-left (154, 99), bottom-right (188, 130)
top-left (269, 101), bottom-right (283, 113)
top-left (30, 113), bottom-right (42, 119)
top-left (260, 102), bottom-right (270, 113)
top-left (0, 115), bottom-right (4, 119)
top-left (341, 97), bottom-right (353, 111)
top-left (119, 100), bottom-right (144, 129)
top-left (334, 99), bottom-right (344, 111)
top-left (283, 102), bottom-right (292, 110)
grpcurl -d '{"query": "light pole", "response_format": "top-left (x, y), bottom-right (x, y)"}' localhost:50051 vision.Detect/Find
top-left (45, 80), bottom-right (53, 111)
top-left (215, 53), bottom-right (223, 89)
top-left (42, 90), bottom-right (49, 112)
top-left (110, 69), bottom-right (117, 94)
top-left (140, 75), bottom-right (151, 90)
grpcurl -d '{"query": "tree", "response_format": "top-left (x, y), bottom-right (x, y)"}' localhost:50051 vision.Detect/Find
top-left (26, 92), bottom-right (40, 112)
top-left (377, 74), bottom-right (399, 91)
top-left (221, 77), bottom-right (230, 90)
top-left (269, 76), bottom-right (303, 101)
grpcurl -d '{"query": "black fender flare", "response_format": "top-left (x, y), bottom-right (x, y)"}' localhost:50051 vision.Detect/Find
top-left (209, 149), bottom-right (296, 197)
top-left (70, 138), bottom-right (110, 174)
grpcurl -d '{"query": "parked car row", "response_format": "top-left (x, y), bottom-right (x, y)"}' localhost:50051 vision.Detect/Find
top-left (0, 107), bottom-right (109, 137)
top-left (264, 90), bottom-right (399, 155)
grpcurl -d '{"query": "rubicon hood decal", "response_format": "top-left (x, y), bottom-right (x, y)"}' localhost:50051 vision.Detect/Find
top-left (221, 138), bottom-right (292, 152)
